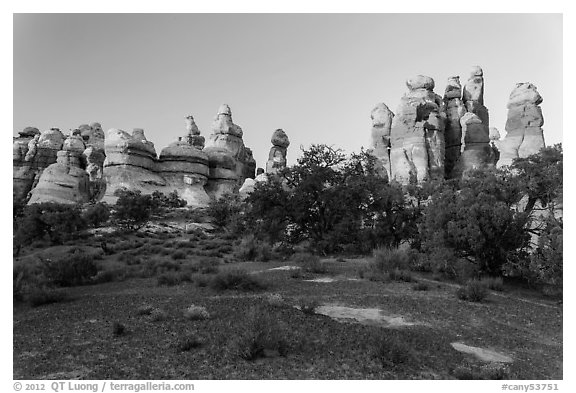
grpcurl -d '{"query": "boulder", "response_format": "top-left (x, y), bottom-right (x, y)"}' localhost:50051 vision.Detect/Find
top-left (498, 83), bottom-right (546, 167)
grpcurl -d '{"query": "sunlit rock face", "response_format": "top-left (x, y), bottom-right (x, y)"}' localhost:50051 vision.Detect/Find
top-left (28, 135), bottom-right (91, 205)
top-left (498, 83), bottom-right (546, 167)
top-left (157, 138), bottom-right (211, 208)
top-left (451, 67), bottom-right (494, 177)
top-left (389, 75), bottom-right (446, 184)
top-left (266, 129), bottom-right (290, 175)
top-left (13, 127), bottom-right (65, 200)
top-left (101, 128), bottom-right (166, 203)
top-left (368, 103), bottom-right (394, 181)
top-left (203, 104), bottom-right (256, 199)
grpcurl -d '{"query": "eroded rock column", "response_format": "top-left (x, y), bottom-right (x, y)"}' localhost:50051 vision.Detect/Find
top-left (498, 83), bottom-right (546, 167)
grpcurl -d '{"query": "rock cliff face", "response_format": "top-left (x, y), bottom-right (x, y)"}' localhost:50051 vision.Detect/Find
top-left (13, 127), bottom-right (65, 200)
top-left (389, 75), bottom-right (446, 184)
top-left (28, 134), bottom-right (91, 204)
top-left (266, 129), bottom-right (290, 175)
top-left (497, 83), bottom-right (546, 167)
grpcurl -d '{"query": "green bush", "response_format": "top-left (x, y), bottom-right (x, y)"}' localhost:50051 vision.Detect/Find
top-left (371, 247), bottom-right (410, 272)
top-left (388, 268), bottom-right (415, 282)
top-left (230, 305), bottom-right (287, 360)
top-left (299, 299), bottom-right (319, 315)
top-left (412, 282), bottom-right (430, 291)
top-left (291, 252), bottom-right (327, 274)
top-left (28, 287), bottom-right (69, 308)
top-left (457, 280), bottom-right (489, 302)
top-left (157, 272), bottom-right (182, 286)
top-left (373, 333), bottom-right (415, 369)
top-left (210, 269), bottom-right (267, 292)
top-left (235, 234), bottom-right (273, 262)
top-left (451, 363), bottom-right (511, 380)
top-left (171, 250), bottom-right (187, 260)
top-left (82, 202), bottom-right (111, 228)
top-left (112, 322), bottom-right (126, 336)
top-left (178, 334), bottom-right (203, 351)
top-left (40, 251), bottom-right (99, 287)
top-left (479, 276), bottom-right (504, 291)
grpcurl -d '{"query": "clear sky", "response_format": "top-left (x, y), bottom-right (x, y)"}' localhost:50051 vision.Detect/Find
top-left (13, 13), bottom-right (562, 168)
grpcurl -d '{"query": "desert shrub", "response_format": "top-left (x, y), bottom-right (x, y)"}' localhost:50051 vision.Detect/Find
top-left (388, 268), bottom-right (415, 282)
top-left (171, 250), bottom-right (187, 260)
top-left (178, 334), bottom-right (203, 351)
top-left (82, 202), bottom-right (111, 228)
top-left (27, 287), bottom-right (68, 307)
top-left (419, 169), bottom-right (536, 277)
top-left (92, 268), bottom-right (127, 284)
top-left (457, 280), bottom-right (489, 302)
top-left (197, 258), bottom-right (220, 274)
top-left (265, 293), bottom-right (286, 308)
top-left (412, 282), bottom-right (430, 291)
top-left (235, 234), bottom-right (273, 262)
top-left (151, 190), bottom-right (187, 209)
top-left (113, 189), bottom-right (155, 231)
top-left (206, 193), bottom-right (244, 229)
top-left (14, 203), bottom-right (87, 250)
top-left (451, 362), bottom-right (511, 380)
top-left (291, 252), bottom-right (327, 273)
top-left (193, 275), bottom-right (210, 288)
top-left (210, 269), bottom-right (267, 292)
top-left (373, 333), bottom-right (415, 369)
top-left (157, 272), bottom-right (182, 286)
top-left (299, 299), bottom-right (319, 315)
top-left (479, 276), bottom-right (504, 291)
top-left (230, 305), bottom-right (287, 360)
top-left (371, 247), bottom-right (410, 272)
top-left (177, 271), bottom-right (193, 282)
top-left (150, 308), bottom-right (168, 321)
top-left (136, 304), bottom-right (154, 316)
top-left (112, 322), bottom-right (126, 336)
top-left (13, 263), bottom-right (40, 302)
top-left (183, 304), bottom-right (210, 320)
top-left (40, 251), bottom-right (99, 287)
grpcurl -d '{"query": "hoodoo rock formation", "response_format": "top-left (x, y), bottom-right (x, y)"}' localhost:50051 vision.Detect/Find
top-left (157, 137), bottom-right (211, 208)
top-left (369, 103), bottom-right (394, 180)
top-left (102, 128), bottom-right (166, 203)
top-left (451, 67), bottom-right (494, 177)
top-left (389, 75), bottom-right (446, 184)
top-left (15, 68), bottom-right (550, 206)
top-left (266, 129), bottom-right (290, 175)
top-left (28, 133), bottom-right (91, 204)
top-left (443, 76), bottom-right (466, 178)
top-left (497, 83), bottom-right (546, 167)
top-left (203, 104), bottom-right (256, 199)
top-left (13, 127), bottom-right (65, 200)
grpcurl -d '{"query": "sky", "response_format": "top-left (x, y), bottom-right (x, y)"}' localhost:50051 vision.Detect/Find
top-left (13, 13), bottom-right (563, 168)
